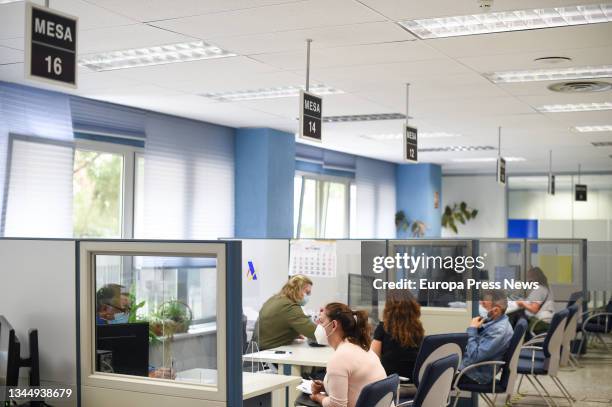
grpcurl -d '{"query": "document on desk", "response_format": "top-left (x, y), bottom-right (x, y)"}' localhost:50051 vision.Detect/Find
top-left (250, 350), bottom-right (293, 359)
top-left (297, 379), bottom-right (313, 395)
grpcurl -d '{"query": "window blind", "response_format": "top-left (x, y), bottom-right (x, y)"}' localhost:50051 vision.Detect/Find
top-left (70, 97), bottom-right (146, 140)
top-left (0, 82), bottom-right (74, 237)
top-left (355, 156), bottom-right (397, 238)
top-left (138, 114), bottom-right (234, 239)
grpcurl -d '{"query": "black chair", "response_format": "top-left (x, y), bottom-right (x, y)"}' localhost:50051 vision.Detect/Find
top-left (398, 354), bottom-right (460, 407)
top-left (354, 374), bottom-right (399, 407)
top-left (517, 309), bottom-right (569, 407)
top-left (451, 319), bottom-right (527, 407)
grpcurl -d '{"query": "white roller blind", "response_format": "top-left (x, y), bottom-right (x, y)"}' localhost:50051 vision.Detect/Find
top-left (139, 114), bottom-right (234, 239)
top-left (355, 157), bottom-right (396, 238)
top-left (4, 139), bottom-right (74, 237)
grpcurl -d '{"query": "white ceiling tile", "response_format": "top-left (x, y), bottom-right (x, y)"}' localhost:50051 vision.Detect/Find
top-left (0, 46), bottom-right (22, 65)
top-left (151, 0), bottom-right (383, 39)
top-left (0, 2), bottom-right (25, 40)
top-left (0, 38), bottom-right (24, 51)
top-left (50, 0), bottom-right (136, 30)
top-left (84, 0), bottom-right (302, 23)
top-left (78, 24), bottom-right (193, 54)
top-left (210, 22), bottom-right (415, 55)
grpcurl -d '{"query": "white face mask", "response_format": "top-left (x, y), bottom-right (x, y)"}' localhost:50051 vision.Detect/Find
top-left (314, 322), bottom-right (333, 345)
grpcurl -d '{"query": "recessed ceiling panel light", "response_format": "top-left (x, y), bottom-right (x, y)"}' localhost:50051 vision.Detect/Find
top-left (0, 0), bottom-right (22, 3)
top-left (323, 113), bottom-right (406, 123)
top-left (79, 41), bottom-right (237, 71)
top-left (420, 146), bottom-right (495, 152)
top-left (573, 124), bottom-right (612, 132)
top-left (398, 4), bottom-right (612, 39)
top-left (537, 102), bottom-right (612, 112)
top-left (534, 56), bottom-right (573, 64)
top-left (451, 157), bottom-right (526, 163)
top-left (484, 65), bottom-right (612, 83)
top-left (361, 132), bottom-right (462, 140)
top-left (200, 84), bottom-right (343, 102)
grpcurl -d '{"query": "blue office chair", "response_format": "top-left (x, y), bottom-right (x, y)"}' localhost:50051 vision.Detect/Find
top-left (354, 374), bottom-right (399, 407)
top-left (516, 309), bottom-right (569, 407)
top-left (398, 354), bottom-right (460, 407)
top-left (451, 319), bottom-right (527, 407)
top-left (560, 304), bottom-right (580, 369)
top-left (579, 298), bottom-right (612, 352)
top-left (412, 333), bottom-right (467, 388)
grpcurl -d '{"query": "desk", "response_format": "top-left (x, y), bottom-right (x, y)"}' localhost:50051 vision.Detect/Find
top-left (243, 341), bottom-right (334, 403)
top-left (176, 368), bottom-right (301, 407)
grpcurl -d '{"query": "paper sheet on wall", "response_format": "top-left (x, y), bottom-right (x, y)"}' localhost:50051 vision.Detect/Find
top-left (289, 240), bottom-right (337, 278)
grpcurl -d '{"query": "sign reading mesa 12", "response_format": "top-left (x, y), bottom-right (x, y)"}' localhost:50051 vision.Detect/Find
top-left (25, 2), bottom-right (78, 88)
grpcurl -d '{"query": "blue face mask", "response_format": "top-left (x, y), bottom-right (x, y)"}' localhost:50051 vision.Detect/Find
top-left (479, 305), bottom-right (490, 319)
top-left (299, 294), bottom-right (310, 307)
top-left (110, 312), bottom-right (129, 324)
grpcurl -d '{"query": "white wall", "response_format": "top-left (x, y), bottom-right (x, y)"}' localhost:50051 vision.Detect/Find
top-left (441, 175), bottom-right (507, 238)
top-left (0, 239), bottom-right (76, 407)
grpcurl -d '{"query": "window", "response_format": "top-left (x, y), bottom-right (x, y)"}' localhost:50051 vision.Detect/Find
top-left (73, 139), bottom-right (140, 238)
top-left (294, 173), bottom-right (353, 238)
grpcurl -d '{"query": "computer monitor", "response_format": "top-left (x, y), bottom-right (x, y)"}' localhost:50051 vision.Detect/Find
top-left (96, 322), bottom-right (149, 377)
top-left (0, 315), bottom-right (21, 399)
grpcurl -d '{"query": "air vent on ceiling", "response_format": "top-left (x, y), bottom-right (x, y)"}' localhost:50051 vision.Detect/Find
top-left (322, 113), bottom-right (406, 123)
top-left (592, 141), bottom-right (612, 147)
top-left (419, 146), bottom-right (495, 153)
top-left (548, 81), bottom-right (612, 93)
top-left (534, 56), bottom-right (572, 64)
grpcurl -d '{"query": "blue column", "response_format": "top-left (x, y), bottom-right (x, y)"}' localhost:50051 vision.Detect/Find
top-left (396, 163), bottom-right (442, 238)
top-left (235, 128), bottom-right (295, 238)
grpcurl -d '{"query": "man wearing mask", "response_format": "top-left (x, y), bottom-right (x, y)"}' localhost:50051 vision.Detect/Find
top-left (96, 284), bottom-right (129, 325)
top-left (459, 289), bottom-right (514, 384)
top-left (253, 275), bottom-right (317, 350)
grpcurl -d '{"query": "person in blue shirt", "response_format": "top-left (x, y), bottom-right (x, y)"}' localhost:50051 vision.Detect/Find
top-left (459, 289), bottom-right (514, 384)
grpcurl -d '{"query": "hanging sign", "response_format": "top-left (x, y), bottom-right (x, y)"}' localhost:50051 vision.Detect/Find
top-left (548, 175), bottom-right (555, 195)
top-left (497, 157), bottom-right (506, 185)
top-left (299, 90), bottom-right (322, 142)
top-left (404, 125), bottom-right (418, 162)
top-left (25, 2), bottom-right (78, 87)
top-left (575, 184), bottom-right (587, 201)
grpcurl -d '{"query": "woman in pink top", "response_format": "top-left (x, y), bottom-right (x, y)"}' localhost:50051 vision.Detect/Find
top-left (309, 302), bottom-right (387, 407)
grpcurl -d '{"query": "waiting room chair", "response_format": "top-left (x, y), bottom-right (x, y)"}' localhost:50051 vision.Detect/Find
top-left (560, 304), bottom-right (580, 369)
top-left (516, 309), bottom-right (569, 407)
top-left (354, 374), bottom-right (399, 407)
top-left (579, 298), bottom-right (612, 352)
top-left (397, 354), bottom-right (460, 407)
top-left (451, 319), bottom-right (527, 407)
top-left (412, 333), bottom-right (467, 389)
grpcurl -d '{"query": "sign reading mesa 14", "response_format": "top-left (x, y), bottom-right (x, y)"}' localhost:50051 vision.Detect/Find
top-left (25, 2), bottom-right (78, 88)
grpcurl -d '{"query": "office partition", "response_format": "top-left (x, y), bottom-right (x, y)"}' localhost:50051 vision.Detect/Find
top-left (478, 239), bottom-right (526, 296)
top-left (77, 240), bottom-right (241, 407)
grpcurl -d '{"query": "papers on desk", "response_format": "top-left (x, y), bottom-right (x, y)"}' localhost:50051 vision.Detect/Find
top-left (297, 379), bottom-right (313, 395)
top-left (247, 350), bottom-right (293, 360)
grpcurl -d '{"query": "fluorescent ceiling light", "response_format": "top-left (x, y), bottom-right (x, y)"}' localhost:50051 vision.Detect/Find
top-left (362, 132), bottom-right (462, 140)
top-left (200, 84), bottom-right (343, 102)
top-left (398, 4), bottom-right (612, 39)
top-left (0, 0), bottom-right (22, 3)
top-left (420, 146), bottom-right (495, 152)
top-left (323, 113), bottom-right (406, 123)
top-left (79, 41), bottom-right (236, 71)
top-left (485, 65), bottom-right (612, 83)
top-left (451, 157), bottom-right (526, 163)
top-left (537, 102), bottom-right (612, 112)
top-left (572, 124), bottom-right (612, 132)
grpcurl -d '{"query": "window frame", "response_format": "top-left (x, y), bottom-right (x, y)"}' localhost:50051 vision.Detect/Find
top-left (294, 170), bottom-right (354, 239)
top-left (74, 138), bottom-right (142, 239)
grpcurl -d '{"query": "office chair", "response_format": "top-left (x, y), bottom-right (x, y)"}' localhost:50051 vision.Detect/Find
top-left (354, 374), bottom-right (399, 407)
top-left (560, 304), bottom-right (580, 369)
top-left (412, 333), bottom-right (467, 388)
top-left (451, 319), bottom-right (527, 407)
top-left (397, 354), bottom-right (460, 407)
top-left (516, 309), bottom-right (569, 407)
top-left (579, 298), bottom-right (612, 352)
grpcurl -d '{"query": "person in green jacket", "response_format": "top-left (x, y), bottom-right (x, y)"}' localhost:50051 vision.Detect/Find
top-left (252, 274), bottom-right (317, 350)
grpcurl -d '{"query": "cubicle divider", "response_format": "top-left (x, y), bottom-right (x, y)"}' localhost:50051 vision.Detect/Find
top-left (76, 240), bottom-right (242, 407)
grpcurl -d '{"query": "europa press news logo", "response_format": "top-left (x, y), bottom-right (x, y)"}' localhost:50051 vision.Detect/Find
top-left (246, 261), bottom-right (258, 281)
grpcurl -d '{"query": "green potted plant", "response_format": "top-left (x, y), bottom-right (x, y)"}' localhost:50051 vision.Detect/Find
top-left (150, 300), bottom-right (193, 337)
top-left (441, 201), bottom-right (478, 234)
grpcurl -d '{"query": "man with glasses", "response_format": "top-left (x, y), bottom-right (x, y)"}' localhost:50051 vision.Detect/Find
top-left (96, 283), bottom-right (127, 324)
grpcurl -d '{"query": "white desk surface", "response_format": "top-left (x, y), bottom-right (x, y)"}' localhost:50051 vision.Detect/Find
top-left (176, 368), bottom-right (301, 400)
top-left (243, 341), bottom-right (334, 367)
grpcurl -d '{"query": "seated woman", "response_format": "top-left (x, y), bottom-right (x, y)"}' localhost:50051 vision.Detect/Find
top-left (370, 289), bottom-right (424, 394)
top-left (252, 275), bottom-right (316, 350)
top-left (516, 267), bottom-right (555, 335)
top-left (308, 302), bottom-right (387, 407)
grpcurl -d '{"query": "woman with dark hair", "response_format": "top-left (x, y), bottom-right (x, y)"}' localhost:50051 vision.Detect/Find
top-left (371, 290), bottom-right (424, 395)
top-left (308, 302), bottom-right (386, 407)
top-left (517, 266), bottom-right (555, 334)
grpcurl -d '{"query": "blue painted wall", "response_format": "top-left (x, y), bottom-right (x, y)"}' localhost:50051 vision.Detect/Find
top-left (396, 163), bottom-right (442, 238)
top-left (235, 128), bottom-right (295, 238)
